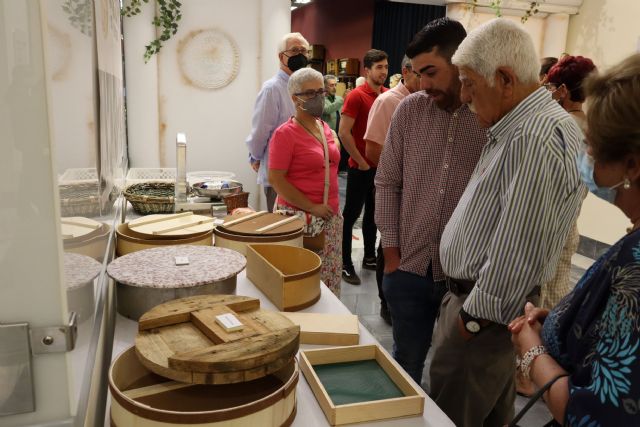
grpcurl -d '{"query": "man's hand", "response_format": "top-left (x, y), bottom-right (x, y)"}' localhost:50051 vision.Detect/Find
top-left (357, 160), bottom-right (371, 171)
top-left (382, 247), bottom-right (400, 274)
top-left (251, 160), bottom-right (260, 172)
top-left (309, 203), bottom-right (333, 220)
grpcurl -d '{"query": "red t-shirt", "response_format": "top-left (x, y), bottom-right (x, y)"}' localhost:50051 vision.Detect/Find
top-left (341, 81), bottom-right (388, 168)
top-left (268, 118), bottom-right (341, 212)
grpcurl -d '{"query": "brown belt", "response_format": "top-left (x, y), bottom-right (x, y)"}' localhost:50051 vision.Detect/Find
top-left (445, 277), bottom-right (541, 298)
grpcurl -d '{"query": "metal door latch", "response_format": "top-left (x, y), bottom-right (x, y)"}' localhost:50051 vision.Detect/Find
top-left (29, 312), bottom-right (78, 354)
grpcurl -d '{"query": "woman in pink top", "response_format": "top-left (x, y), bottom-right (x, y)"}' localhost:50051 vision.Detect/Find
top-left (269, 68), bottom-right (342, 296)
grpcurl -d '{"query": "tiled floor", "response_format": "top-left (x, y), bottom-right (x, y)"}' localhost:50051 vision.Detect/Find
top-left (337, 172), bottom-right (592, 426)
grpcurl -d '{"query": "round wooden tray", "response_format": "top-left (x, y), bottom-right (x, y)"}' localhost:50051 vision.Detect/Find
top-left (134, 295), bottom-right (300, 385)
top-left (218, 212), bottom-right (304, 237)
top-left (128, 212), bottom-right (215, 239)
top-left (61, 216), bottom-right (104, 242)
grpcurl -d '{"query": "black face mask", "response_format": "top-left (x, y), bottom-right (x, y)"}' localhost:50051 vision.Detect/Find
top-left (287, 54), bottom-right (308, 72)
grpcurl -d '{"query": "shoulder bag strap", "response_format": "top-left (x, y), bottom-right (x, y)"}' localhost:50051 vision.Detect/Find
top-left (316, 120), bottom-right (330, 205)
top-left (507, 373), bottom-right (569, 427)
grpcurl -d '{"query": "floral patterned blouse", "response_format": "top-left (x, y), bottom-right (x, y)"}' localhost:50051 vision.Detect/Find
top-left (542, 229), bottom-right (640, 426)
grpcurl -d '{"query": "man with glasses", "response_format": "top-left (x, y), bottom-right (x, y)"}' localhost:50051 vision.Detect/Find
top-left (339, 49), bottom-right (388, 285)
top-left (245, 32), bottom-right (310, 212)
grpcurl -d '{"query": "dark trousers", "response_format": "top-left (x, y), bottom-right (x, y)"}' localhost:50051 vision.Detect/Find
top-left (382, 266), bottom-right (446, 385)
top-left (430, 292), bottom-right (516, 427)
top-left (264, 186), bottom-right (277, 213)
top-left (341, 167), bottom-right (377, 267)
top-left (376, 244), bottom-right (386, 307)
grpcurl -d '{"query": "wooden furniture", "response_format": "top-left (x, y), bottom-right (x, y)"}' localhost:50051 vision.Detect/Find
top-left (280, 312), bottom-right (359, 346)
top-left (135, 295), bottom-right (300, 384)
top-left (107, 246), bottom-right (244, 319)
top-left (309, 44), bottom-right (325, 61)
top-left (214, 211), bottom-right (304, 255)
top-left (111, 271), bottom-right (456, 427)
top-left (300, 345), bottom-right (425, 425)
top-left (109, 346), bottom-right (298, 427)
top-left (61, 217), bottom-right (111, 262)
top-left (246, 244), bottom-right (321, 311)
top-left (116, 223), bottom-right (213, 256)
top-left (326, 59), bottom-right (338, 75)
top-left (338, 58), bottom-right (359, 76)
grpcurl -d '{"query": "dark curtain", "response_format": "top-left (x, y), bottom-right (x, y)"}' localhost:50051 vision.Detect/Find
top-left (372, 1), bottom-right (446, 79)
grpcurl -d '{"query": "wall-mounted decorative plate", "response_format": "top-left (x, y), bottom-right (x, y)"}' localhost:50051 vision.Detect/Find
top-left (178, 28), bottom-right (240, 90)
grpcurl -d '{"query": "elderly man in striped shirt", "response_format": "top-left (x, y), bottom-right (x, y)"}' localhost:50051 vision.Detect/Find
top-left (432, 19), bottom-right (585, 426)
top-left (375, 18), bottom-right (486, 387)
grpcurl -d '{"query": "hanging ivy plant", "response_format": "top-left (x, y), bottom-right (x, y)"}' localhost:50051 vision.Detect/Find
top-left (121, 0), bottom-right (182, 63)
top-left (470, 0), bottom-right (543, 23)
top-left (521, 1), bottom-right (542, 23)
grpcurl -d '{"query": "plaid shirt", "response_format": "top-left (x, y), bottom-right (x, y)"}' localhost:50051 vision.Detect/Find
top-left (374, 92), bottom-right (486, 280)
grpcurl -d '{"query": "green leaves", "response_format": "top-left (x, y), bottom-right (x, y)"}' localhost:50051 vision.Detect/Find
top-left (121, 0), bottom-right (182, 62)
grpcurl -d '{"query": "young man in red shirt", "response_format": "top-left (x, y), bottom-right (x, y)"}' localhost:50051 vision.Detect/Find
top-left (339, 49), bottom-right (388, 284)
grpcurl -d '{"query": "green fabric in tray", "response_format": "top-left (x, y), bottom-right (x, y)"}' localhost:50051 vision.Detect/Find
top-left (313, 359), bottom-right (405, 405)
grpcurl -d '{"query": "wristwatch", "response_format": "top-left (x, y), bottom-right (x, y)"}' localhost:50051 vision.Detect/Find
top-left (459, 308), bottom-right (482, 334)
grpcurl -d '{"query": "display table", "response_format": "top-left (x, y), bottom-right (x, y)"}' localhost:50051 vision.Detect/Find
top-left (111, 271), bottom-right (455, 427)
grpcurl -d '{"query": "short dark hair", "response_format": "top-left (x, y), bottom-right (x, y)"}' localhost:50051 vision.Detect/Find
top-left (364, 49), bottom-right (388, 69)
top-left (405, 17), bottom-right (466, 62)
top-left (539, 57), bottom-right (558, 78)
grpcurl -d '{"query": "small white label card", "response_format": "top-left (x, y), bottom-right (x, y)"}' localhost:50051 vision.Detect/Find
top-left (174, 256), bottom-right (190, 266)
top-left (215, 313), bottom-right (244, 332)
top-left (213, 218), bottom-right (225, 226)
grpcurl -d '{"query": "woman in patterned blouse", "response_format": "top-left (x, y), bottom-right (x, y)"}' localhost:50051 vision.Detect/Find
top-left (509, 53), bottom-right (640, 426)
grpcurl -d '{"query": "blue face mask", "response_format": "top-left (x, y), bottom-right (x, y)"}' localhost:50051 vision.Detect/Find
top-left (577, 150), bottom-right (624, 203)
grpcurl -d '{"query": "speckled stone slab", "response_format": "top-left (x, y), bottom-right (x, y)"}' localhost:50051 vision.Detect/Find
top-left (107, 245), bottom-right (246, 289)
top-left (64, 252), bottom-right (102, 289)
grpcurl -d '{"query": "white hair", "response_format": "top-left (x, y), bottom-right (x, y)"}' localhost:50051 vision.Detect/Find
top-left (355, 76), bottom-right (365, 87)
top-left (288, 68), bottom-right (323, 96)
top-left (278, 32), bottom-right (309, 53)
top-left (452, 19), bottom-right (539, 87)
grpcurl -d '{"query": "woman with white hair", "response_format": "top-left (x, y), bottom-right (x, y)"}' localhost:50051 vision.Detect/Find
top-left (268, 68), bottom-right (343, 296)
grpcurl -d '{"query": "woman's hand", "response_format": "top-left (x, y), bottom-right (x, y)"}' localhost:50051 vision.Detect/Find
top-left (511, 303), bottom-right (545, 357)
top-left (357, 160), bottom-right (371, 171)
top-left (508, 302), bottom-right (550, 334)
top-left (309, 203), bottom-right (334, 220)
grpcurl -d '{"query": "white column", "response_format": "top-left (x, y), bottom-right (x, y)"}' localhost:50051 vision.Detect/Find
top-left (542, 13), bottom-right (570, 58)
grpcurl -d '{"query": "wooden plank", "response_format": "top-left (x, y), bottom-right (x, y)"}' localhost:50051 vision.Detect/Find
top-left (60, 218), bottom-right (101, 229)
top-left (152, 217), bottom-right (215, 234)
top-left (255, 216), bottom-right (299, 234)
top-left (333, 395), bottom-right (424, 425)
top-left (245, 246), bottom-right (285, 310)
top-left (128, 211), bottom-right (193, 227)
top-left (299, 351), bottom-right (337, 425)
top-left (169, 327), bottom-right (299, 372)
top-left (302, 345), bottom-right (376, 366)
top-left (221, 211), bottom-right (267, 227)
top-left (280, 312), bottom-right (359, 346)
top-left (138, 295), bottom-right (260, 331)
top-left (123, 381), bottom-right (195, 399)
top-left (190, 306), bottom-right (259, 344)
top-left (374, 346), bottom-right (425, 397)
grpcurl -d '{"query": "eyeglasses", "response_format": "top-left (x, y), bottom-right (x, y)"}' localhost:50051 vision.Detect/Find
top-left (294, 89), bottom-right (327, 99)
top-left (543, 83), bottom-right (561, 92)
top-left (283, 47), bottom-right (309, 56)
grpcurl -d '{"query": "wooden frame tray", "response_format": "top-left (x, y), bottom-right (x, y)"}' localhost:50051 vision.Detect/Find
top-left (246, 244), bottom-right (321, 311)
top-left (299, 345), bottom-right (424, 425)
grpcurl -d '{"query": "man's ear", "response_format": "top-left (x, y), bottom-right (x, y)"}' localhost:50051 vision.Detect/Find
top-left (626, 153), bottom-right (640, 184)
top-left (496, 66), bottom-right (516, 97)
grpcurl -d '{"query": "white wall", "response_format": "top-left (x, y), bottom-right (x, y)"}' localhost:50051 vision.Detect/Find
top-left (565, 0), bottom-right (638, 244)
top-left (44, 0), bottom-right (97, 175)
top-left (124, 0), bottom-right (291, 209)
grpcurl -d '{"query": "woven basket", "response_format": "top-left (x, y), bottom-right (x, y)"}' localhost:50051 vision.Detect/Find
top-left (223, 191), bottom-right (249, 213)
top-left (124, 182), bottom-right (175, 215)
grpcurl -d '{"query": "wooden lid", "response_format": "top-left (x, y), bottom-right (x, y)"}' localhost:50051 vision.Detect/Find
top-left (128, 212), bottom-right (215, 239)
top-left (60, 217), bottom-right (103, 241)
top-left (135, 295), bottom-right (300, 385)
top-left (217, 211), bottom-right (304, 237)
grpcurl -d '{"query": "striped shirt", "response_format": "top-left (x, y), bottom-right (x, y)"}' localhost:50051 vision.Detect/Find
top-left (375, 92), bottom-right (486, 280)
top-left (439, 87), bottom-right (586, 324)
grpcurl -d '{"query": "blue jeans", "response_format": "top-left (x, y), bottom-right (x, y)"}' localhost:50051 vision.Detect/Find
top-left (382, 266), bottom-right (446, 385)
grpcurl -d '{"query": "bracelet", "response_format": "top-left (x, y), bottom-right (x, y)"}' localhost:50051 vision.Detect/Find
top-left (518, 345), bottom-right (547, 380)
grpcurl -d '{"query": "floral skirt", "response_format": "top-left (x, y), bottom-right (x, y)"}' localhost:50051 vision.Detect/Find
top-left (318, 214), bottom-right (343, 297)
